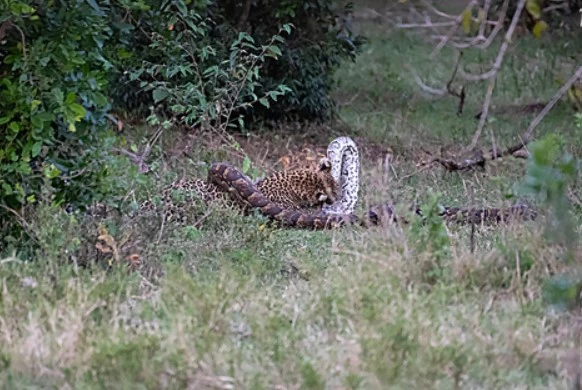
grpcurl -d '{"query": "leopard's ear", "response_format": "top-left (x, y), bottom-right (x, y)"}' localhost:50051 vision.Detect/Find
top-left (318, 157), bottom-right (332, 172)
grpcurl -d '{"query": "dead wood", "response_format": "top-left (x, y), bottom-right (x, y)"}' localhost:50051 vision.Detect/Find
top-left (421, 64), bottom-right (582, 172)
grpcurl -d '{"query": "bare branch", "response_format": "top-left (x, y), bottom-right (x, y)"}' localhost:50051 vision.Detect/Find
top-left (410, 52), bottom-right (466, 114)
top-left (475, 0), bottom-right (509, 49)
top-left (411, 70), bottom-right (447, 95)
top-left (543, 3), bottom-right (570, 13)
top-left (523, 65), bottom-right (582, 142)
top-left (431, 0), bottom-right (479, 58)
top-left (421, 65), bottom-right (582, 172)
top-left (0, 21), bottom-right (27, 61)
top-left (396, 21), bottom-right (457, 28)
top-left (429, 0), bottom-right (507, 52)
top-left (422, 0), bottom-right (497, 25)
top-left (111, 126), bottom-right (164, 173)
top-left (478, 0), bottom-right (492, 37)
top-left (421, 139), bottom-right (529, 172)
top-left (468, 0), bottom-right (526, 150)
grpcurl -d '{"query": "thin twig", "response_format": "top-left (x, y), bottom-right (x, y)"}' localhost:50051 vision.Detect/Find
top-left (476, 0), bottom-right (509, 49)
top-left (431, 0), bottom-right (478, 58)
top-left (428, 0), bottom-right (505, 51)
top-left (478, 0), bottom-right (492, 37)
top-left (523, 65), bottom-right (582, 142)
top-left (0, 204), bottom-right (38, 243)
top-left (0, 22), bottom-right (27, 60)
top-left (410, 51), bottom-right (465, 114)
top-left (411, 70), bottom-right (446, 95)
top-left (446, 51), bottom-right (466, 114)
top-left (468, 0), bottom-right (526, 150)
top-left (396, 21), bottom-right (457, 28)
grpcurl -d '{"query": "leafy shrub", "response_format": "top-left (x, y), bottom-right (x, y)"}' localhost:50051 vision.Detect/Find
top-left (128, 3), bottom-right (293, 134)
top-left (519, 134), bottom-right (578, 254)
top-left (108, 0), bottom-right (365, 124)
top-left (0, 1), bottom-right (130, 245)
top-left (222, 0), bottom-right (366, 122)
top-left (409, 191), bottom-right (451, 284)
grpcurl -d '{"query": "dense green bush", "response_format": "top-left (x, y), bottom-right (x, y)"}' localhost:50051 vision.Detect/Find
top-left (216, 0), bottom-right (366, 122)
top-left (122, 2), bottom-right (294, 133)
top-left (108, 0), bottom-right (365, 123)
top-left (0, 1), bottom-right (125, 245)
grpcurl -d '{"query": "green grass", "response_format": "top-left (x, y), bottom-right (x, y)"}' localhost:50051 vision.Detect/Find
top-left (1, 18), bottom-right (582, 389)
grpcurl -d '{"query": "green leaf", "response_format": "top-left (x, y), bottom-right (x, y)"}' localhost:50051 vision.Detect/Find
top-left (532, 20), bottom-right (548, 38)
top-left (31, 115), bottom-right (43, 129)
top-left (53, 88), bottom-right (64, 104)
top-left (282, 24), bottom-right (293, 35)
top-left (66, 92), bottom-right (77, 105)
top-left (44, 164), bottom-right (61, 179)
top-left (242, 156), bottom-right (251, 175)
top-left (35, 112), bottom-right (54, 122)
top-left (8, 122), bottom-right (20, 133)
top-left (31, 142), bottom-right (42, 158)
top-left (92, 92), bottom-right (108, 106)
top-left (152, 88), bottom-right (169, 103)
top-left (526, 0), bottom-right (542, 20)
top-left (86, 0), bottom-right (105, 16)
top-left (30, 100), bottom-right (41, 111)
top-left (259, 97), bottom-right (270, 108)
top-left (2, 183), bottom-right (13, 195)
top-left (68, 103), bottom-right (86, 120)
top-left (265, 45), bottom-right (283, 58)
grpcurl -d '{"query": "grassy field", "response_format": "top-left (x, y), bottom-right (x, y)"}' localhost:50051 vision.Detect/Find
top-left (1, 10), bottom-right (582, 390)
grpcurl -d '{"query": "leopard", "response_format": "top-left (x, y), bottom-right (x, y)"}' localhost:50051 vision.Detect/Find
top-left (138, 157), bottom-right (339, 224)
top-left (254, 157), bottom-right (338, 211)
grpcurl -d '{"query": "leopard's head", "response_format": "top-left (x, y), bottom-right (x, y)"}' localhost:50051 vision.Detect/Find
top-left (310, 157), bottom-right (339, 206)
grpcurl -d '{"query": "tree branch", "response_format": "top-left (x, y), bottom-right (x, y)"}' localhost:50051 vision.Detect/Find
top-left (523, 65), bottom-right (582, 142)
top-left (468, 0), bottom-right (526, 150)
top-left (421, 65), bottom-right (582, 172)
top-left (410, 51), bottom-right (466, 114)
top-left (431, 0), bottom-right (479, 58)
